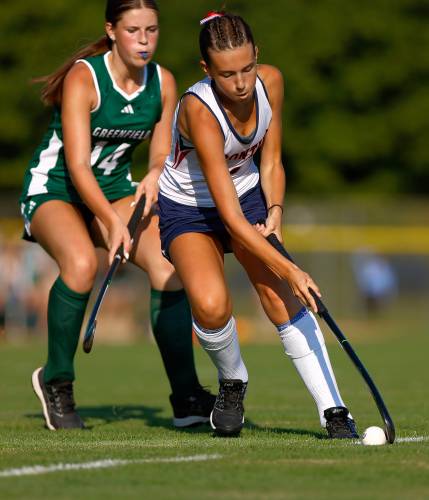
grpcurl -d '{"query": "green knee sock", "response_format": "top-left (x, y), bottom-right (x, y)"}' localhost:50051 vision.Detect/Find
top-left (150, 289), bottom-right (200, 398)
top-left (43, 277), bottom-right (90, 384)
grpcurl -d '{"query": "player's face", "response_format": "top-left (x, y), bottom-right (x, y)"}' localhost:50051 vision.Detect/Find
top-left (106, 8), bottom-right (159, 67)
top-left (202, 43), bottom-right (258, 104)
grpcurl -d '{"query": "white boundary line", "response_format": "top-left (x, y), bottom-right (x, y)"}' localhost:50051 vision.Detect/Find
top-left (395, 436), bottom-right (429, 443)
top-left (0, 454), bottom-right (222, 478)
top-left (354, 435), bottom-right (429, 445)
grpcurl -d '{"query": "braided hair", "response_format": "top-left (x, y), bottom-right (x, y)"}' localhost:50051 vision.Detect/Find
top-left (199, 11), bottom-right (255, 64)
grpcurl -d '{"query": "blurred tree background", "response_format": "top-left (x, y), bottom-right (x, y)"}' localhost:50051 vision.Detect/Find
top-left (1, 1), bottom-right (428, 342)
top-left (0, 0), bottom-right (428, 196)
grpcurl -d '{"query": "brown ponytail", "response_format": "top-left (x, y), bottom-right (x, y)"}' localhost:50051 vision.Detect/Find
top-left (34, 36), bottom-right (112, 106)
top-left (34, 0), bottom-right (159, 106)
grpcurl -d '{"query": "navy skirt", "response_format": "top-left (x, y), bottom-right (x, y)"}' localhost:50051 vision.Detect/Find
top-left (158, 183), bottom-right (268, 260)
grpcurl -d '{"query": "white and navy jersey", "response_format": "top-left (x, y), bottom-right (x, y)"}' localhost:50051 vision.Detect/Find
top-left (159, 75), bottom-right (272, 207)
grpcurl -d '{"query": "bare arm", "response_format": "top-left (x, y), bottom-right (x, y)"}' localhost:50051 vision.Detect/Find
top-left (181, 93), bottom-right (320, 311)
top-left (61, 62), bottom-right (131, 262)
top-left (256, 65), bottom-right (286, 241)
top-left (134, 66), bottom-right (177, 215)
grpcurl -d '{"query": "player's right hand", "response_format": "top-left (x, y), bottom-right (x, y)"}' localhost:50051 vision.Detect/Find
top-left (282, 263), bottom-right (321, 313)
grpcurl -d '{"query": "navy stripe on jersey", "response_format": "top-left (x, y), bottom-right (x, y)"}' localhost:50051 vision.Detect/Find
top-left (257, 75), bottom-right (270, 102)
top-left (183, 92), bottom-right (226, 141)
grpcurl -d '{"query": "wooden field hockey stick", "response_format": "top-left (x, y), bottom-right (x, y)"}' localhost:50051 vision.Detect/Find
top-left (82, 195), bottom-right (146, 354)
top-left (265, 231), bottom-right (396, 444)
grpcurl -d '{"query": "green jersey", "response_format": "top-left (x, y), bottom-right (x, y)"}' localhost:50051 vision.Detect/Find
top-left (20, 51), bottom-right (162, 206)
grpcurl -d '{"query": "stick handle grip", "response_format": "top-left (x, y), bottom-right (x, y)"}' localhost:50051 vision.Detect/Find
top-left (115, 195), bottom-right (146, 259)
top-left (127, 195), bottom-right (146, 234)
top-left (266, 233), bottom-right (326, 315)
top-left (82, 195), bottom-right (147, 353)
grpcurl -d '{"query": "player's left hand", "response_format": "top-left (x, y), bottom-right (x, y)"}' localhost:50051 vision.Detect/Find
top-left (133, 168), bottom-right (161, 216)
top-left (254, 207), bottom-right (283, 242)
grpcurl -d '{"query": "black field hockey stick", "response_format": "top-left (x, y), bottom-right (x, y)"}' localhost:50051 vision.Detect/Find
top-left (82, 195), bottom-right (146, 354)
top-left (264, 231), bottom-right (395, 444)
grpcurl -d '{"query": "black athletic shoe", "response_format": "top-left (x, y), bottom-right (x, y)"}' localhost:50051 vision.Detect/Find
top-left (170, 386), bottom-right (216, 428)
top-left (210, 379), bottom-right (247, 436)
top-left (324, 406), bottom-right (359, 439)
top-left (31, 367), bottom-right (85, 430)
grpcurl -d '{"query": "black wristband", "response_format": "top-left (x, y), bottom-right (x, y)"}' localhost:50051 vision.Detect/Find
top-left (267, 204), bottom-right (284, 214)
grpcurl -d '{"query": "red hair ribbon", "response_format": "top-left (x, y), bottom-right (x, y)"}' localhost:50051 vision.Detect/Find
top-left (200, 11), bottom-right (224, 25)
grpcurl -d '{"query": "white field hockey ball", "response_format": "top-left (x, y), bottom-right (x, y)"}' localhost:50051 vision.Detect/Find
top-left (361, 426), bottom-right (387, 446)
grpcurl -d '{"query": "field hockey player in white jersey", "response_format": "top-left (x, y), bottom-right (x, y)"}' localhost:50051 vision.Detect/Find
top-left (158, 11), bottom-right (359, 438)
top-left (19, 0), bottom-right (215, 430)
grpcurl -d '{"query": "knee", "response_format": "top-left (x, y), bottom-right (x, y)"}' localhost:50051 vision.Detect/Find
top-left (61, 253), bottom-right (98, 292)
top-left (192, 293), bottom-right (232, 329)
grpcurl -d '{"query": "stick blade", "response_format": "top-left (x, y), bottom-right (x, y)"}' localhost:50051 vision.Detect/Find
top-left (83, 321), bottom-right (97, 353)
top-left (264, 231), bottom-right (397, 444)
top-left (385, 420), bottom-right (396, 444)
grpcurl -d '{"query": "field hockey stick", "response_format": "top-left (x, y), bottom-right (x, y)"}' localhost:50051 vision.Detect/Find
top-left (82, 195), bottom-right (146, 354)
top-left (264, 231), bottom-right (396, 444)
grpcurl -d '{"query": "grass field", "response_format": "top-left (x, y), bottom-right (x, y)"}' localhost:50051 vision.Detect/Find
top-left (1, 326), bottom-right (428, 499)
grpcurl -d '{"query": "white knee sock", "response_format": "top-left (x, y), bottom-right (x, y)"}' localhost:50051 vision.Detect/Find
top-left (277, 308), bottom-right (350, 427)
top-left (193, 317), bottom-right (248, 383)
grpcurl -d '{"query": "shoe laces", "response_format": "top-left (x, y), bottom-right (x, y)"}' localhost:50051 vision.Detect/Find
top-left (46, 382), bottom-right (75, 416)
top-left (327, 414), bottom-right (354, 434)
top-left (217, 381), bottom-right (245, 411)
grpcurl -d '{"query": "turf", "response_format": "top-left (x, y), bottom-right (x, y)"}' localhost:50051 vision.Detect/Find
top-left (0, 329), bottom-right (428, 499)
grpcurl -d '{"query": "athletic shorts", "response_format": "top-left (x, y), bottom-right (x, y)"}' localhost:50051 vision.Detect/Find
top-left (20, 185), bottom-right (136, 243)
top-left (158, 183), bottom-right (268, 260)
